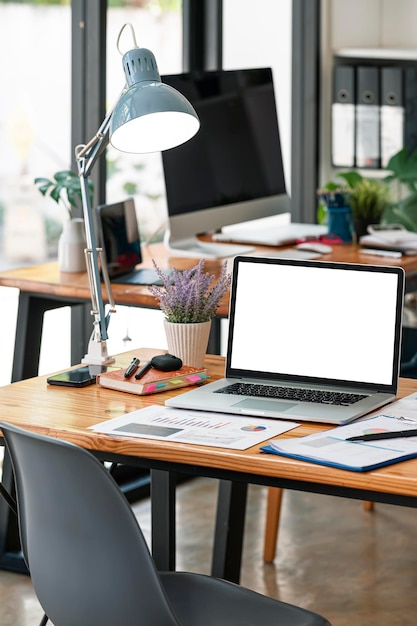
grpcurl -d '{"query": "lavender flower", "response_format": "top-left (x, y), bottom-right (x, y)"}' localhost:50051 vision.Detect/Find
top-left (150, 259), bottom-right (231, 323)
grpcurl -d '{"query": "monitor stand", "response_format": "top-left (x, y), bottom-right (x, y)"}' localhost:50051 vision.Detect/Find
top-left (163, 232), bottom-right (254, 259)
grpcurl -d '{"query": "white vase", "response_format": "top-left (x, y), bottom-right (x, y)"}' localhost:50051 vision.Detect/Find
top-left (58, 218), bottom-right (87, 272)
top-left (164, 320), bottom-right (212, 368)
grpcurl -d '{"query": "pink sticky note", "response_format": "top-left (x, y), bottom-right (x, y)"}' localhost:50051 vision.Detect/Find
top-left (187, 374), bottom-right (202, 382)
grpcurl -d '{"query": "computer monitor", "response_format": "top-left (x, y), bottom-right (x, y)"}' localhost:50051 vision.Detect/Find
top-left (161, 67), bottom-right (290, 258)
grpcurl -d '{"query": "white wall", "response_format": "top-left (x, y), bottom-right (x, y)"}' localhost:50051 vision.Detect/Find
top-left (331, 0), bottom-right (417, 50)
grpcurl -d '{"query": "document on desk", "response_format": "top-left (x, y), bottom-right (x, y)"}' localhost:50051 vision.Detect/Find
top-left (367, 391), bottom-right (417, 422)
top-left (90, 406), bottom-right (298, 450)
top-left (261, 413), bottom-right (417, 471)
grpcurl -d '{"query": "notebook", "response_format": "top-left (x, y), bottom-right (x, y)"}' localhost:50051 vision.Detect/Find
top-left (166, 256), bottom-right (405, 425)
top-left (97, 199), bottom-right (170, 286)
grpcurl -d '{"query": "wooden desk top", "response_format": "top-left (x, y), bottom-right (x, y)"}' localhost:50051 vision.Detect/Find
top-left (1, 347), bottom-right (417, 500)
top-left (1, 242), bottom-right (417, 314)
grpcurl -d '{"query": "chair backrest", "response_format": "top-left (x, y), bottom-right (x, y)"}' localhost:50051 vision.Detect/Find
top-left (0, 422), bottom-right (180, 626)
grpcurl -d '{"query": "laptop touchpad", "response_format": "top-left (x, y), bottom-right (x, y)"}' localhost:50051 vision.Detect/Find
top-left (232, 399), bottom-right (296, 412)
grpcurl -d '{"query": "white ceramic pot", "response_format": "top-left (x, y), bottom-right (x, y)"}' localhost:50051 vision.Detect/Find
top-left (58, 218), bottom-right (87, 272)
top-left (163, 319), bottom-right (212, 368)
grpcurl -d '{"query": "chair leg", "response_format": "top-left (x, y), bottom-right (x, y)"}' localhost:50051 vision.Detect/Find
top-left (363, 500), bottom-right (374, 511)
top-left (263, 487), bottom-right (283, 563)
top-left (263, 488), bottom-right (375, 564)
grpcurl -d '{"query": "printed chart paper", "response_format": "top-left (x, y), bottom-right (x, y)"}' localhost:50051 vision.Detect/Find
top-left (90, 405), bottom-right (298, 450)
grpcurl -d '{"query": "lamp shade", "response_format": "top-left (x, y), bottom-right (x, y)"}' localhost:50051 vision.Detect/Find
top-left (110, 47), bottom-right (200, 153)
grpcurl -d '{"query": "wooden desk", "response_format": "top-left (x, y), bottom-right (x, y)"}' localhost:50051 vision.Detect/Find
top-left (2, 241), bottom-right (417, 382)
top-left (1, 347), bottom-right (417, 582)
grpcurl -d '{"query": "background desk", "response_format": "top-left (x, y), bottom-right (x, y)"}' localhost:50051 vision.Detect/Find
top-left (2, 242), bottom-right (417, 382)
top-left (0, 243), bottom-right (228, 382)
top-left (1, 348), bottom-right (417, 583)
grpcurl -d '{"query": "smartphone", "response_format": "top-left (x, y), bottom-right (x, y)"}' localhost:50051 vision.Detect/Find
top-left (47, 365), bottom-right (115, 387)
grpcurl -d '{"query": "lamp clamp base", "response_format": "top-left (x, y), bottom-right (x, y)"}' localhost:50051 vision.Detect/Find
top-left (81, 333), bottom-right (116, 366)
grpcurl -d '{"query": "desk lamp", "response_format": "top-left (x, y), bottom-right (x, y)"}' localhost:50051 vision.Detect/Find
top-left (75, 23), bottom-right (200, 366)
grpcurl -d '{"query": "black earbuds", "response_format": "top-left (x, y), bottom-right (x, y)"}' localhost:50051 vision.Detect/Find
top-left (135, 354), bottom-right (183, 379)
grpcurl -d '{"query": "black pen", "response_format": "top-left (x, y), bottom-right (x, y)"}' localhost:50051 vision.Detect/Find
top-left (347, 429), bottom-right (417, 442)
top-left (124, 357), bottom-right (140, 378)
top-left (135, 361), bottom-right (153, 380)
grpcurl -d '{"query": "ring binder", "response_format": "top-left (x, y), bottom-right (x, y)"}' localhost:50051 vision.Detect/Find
top-left (355, 66), bottom-right (380, 168)
top-left (381, 66), bottom-right (404, 167)
top-left (332, 65), bottom-right (355, 167)
top-left (404, 67), bottom-right (417, 153)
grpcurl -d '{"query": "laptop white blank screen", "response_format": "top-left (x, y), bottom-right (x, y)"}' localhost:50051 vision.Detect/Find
top-left (229, 260), bottom-right (403, 386)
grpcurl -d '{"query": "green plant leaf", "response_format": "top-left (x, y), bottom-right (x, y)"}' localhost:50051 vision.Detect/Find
top-left (123, 182), bottom-right (138, 196)
top-left (383, 198), bottom-right (417, 232)
top-left (337, 171), bottom-right (363, 188)
top-left (34, 170), bottom-right (94, 217)
top-left (50, 186), bottom-right (63, 204)
top-left (385, 147), bottom-right (417, 189)
top-left (34, 179), bottom-right (53, 196)
top-left (316, 202), bottom-right (327, 225)
top-left (322, 181), bottom-right (340, 191)
top-left (54, 170), bottom-right (78, 184)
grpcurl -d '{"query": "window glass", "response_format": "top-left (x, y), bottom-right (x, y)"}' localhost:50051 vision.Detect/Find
top-left (0, 0), bottom-right (71, 269)
top-left (223, 0), bottom-right (292, 195)
top-left (106, 0), bottom-right (182, 244)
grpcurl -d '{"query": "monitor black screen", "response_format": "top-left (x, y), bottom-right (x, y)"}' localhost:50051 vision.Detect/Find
top-left (161, 67), bottom-right (289, 257)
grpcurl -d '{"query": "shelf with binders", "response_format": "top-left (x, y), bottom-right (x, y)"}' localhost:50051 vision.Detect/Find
top-left (331, 49), bottom-right (417, 172)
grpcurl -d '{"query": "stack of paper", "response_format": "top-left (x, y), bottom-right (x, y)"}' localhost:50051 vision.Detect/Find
top-left (360, 229), bottom-right (417, 254)
top-left (262, 406), bottom-right (417, 472)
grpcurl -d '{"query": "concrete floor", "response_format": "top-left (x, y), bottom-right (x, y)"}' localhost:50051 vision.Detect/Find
top-left (1, 476), bottom-right (417, 625)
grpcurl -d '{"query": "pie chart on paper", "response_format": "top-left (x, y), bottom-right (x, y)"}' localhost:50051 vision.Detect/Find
top-left (241, 424), bottom-right (267, 432)
top-left (362, 427), bottom-right (389, 435)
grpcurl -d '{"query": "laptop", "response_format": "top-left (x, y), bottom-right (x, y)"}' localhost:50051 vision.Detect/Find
top-left (212, 222), bottom-right (327, 247)
top-left (166, 256), bottom-right (405, 425)
top-left (97, 199), bottom-right (170, 286)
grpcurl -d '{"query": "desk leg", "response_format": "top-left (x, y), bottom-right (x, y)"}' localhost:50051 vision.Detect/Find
top-left (150, 469), bottom-right (176, 571)
top-left (211, 480), bottom-right (247, 584)
top-left (70, 302), bottom-right (92, 365)
top-left (0, 449), bottom-right (28, 574)
top-left (12, 293), bottom-right (90, 382)
top-left (12, 293), bottom-right (46, 382)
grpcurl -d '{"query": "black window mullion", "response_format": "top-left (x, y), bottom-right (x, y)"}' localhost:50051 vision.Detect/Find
top-left (183, 0), bottom-right (222, 71)
top-left (71, 0), bottom-right (107, 209)
top-left (291, 0), bottom-right (320, 223)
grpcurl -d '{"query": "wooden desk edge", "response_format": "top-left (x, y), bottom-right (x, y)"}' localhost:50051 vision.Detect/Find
top-left (1, 349), bottom-right (417, 500)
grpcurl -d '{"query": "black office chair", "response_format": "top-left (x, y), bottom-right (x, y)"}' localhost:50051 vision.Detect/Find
top-left (0, 421), bottom-right (331, 626)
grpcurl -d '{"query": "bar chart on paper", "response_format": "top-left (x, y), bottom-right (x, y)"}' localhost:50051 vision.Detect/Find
top-left (90, 405), bottom-right (298, 449)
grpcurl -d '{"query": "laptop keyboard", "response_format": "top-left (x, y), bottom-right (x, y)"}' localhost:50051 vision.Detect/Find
top-left (214, 382), bottom-right (366, 406)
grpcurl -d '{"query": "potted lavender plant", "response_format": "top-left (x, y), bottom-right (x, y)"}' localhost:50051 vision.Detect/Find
top-left (150, 259), bottom-right (231, 367)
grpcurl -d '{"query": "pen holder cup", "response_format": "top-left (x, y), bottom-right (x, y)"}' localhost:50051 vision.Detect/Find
top-left (326, 206), bottom-right (353, 243)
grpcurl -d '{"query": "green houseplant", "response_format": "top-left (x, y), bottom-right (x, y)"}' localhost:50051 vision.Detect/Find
top-left (34, 170), bottom-right (94, 220)
top-left (34, 170), bottom-right (94, 272)
top-left (383, 147), bottom-right (417, 231)
top-left (343, 174), bottom-right (391, 239)
top-left (150, 259), bottom-right (231, 367)
top-left (318, 171), bottom-right (391, 240)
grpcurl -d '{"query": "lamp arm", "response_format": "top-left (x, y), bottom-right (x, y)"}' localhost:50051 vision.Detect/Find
top-left (75, 108), bottom-right (113, 177)
top-left (75, 110), bottom-right (116, 365)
